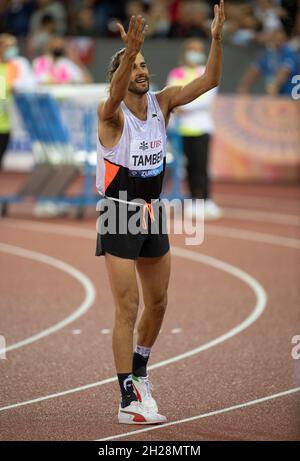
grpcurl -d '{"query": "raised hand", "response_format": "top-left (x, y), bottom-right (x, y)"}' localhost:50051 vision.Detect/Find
top-left (211, 0), bottom-right (226, 41)
top-left (116, 16), bottom-right (148, 55)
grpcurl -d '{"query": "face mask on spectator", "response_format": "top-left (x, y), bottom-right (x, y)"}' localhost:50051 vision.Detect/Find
top-left (3, 46), bottom-right (19, 61)
top-left (185, 51), bottom-right (206, 65)
top-left (52, 48), bottom-right (65, 58)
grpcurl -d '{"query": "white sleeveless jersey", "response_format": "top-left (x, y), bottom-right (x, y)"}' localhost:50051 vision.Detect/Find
top-left (96, 91), bottom-right (167, 203)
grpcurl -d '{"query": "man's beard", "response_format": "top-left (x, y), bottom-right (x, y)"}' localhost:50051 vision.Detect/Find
top-left (128, 79), bottom-right (149, 95)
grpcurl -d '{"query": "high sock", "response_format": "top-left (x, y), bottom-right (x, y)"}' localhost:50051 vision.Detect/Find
top-left (132, 345), bottom-right (152, 378)
top-left (117, 373), bottom-right (138, 408)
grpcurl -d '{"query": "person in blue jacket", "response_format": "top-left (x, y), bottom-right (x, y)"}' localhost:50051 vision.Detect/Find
top-left (238, 27), bottom-right (300, 96)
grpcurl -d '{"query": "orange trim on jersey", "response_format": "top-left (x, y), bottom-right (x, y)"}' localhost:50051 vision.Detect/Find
top-left (104, 159), bottom-right (120, 192)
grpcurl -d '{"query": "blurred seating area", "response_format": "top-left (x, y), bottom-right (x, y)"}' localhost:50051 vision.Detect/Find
top-left (0, 1), bottom-right (298, 48)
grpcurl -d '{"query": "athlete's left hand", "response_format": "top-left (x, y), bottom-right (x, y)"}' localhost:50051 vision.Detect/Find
top-left (211, 0), bottom-right (226, 41)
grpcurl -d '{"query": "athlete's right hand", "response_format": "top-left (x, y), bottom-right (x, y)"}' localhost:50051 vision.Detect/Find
top-left (116, 16), bottom-right (148, 55)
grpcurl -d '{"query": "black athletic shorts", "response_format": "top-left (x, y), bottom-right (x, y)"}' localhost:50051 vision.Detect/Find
top-left (95, 198), bottom-right (169, 260)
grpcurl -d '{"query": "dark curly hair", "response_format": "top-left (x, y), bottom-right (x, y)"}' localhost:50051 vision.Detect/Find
top-left (106, 47), bottom-right (127, 83)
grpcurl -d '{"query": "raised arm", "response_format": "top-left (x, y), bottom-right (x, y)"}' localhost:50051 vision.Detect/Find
top-left (159, 0), bottom-right (225, 111)
top-left (99, 16), bottom-right (148, 121)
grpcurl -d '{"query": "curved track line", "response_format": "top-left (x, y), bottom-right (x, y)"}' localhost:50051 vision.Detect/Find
top-left (97, 387), bottom-right (300, 441)
top-left (147, 246), bottom-right (267, 369)
top-left (0, 246), bottom-right (267, 412)
top-left (3, 218), bottom-right (300, 249)
top-left (223, 207), bottom-right (300, 226)
top-left (0, 243), bottom-right (96, 354)
top-left (204, 225), bottom-right (300, 249)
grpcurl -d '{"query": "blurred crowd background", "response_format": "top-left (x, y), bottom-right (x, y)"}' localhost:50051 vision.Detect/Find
top-left (0, 0), bottom-right (299, 212)
top-left (0, 0), bottom-right (299, 47)
top-left (0, 0), bottom-right (299, 88)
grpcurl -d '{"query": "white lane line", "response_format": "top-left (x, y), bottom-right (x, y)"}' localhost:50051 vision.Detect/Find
top-left (145, 246), bottom-right (266, 370)
top-left (0, 243), bottom-right (96, 355)
top-left (0, 246), bottom-right (267, 412)
top-left (214, 193), bottom-right (300, 210)
top-left (4, 218), bottom-right (300, 249)
top-left (0, 376), bottom-right (116, 413)
top-left (97, 387), bottom-right (300, 441)
top-left (205, 224), bottom-right (300, 249)
top-left (72, 330), bottom-right (82, 335)
top-left (171, 328), bottom-right (182, 334)
top-left (223, 207), bottom-right (300, 226)
top-left (3, 219), bottom-right (96, 238)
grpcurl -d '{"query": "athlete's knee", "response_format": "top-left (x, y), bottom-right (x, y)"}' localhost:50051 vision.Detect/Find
top-left (115, 293), bottom-right (139, 328)
top-left (147, 293), bottom-right (168, 316)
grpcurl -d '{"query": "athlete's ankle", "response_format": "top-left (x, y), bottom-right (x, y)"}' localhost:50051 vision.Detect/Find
top-left (117, 372), bottom-right (138, 408)
top-left (121, 393), bottom-right (138, 408)
top-left (132, 344), bottom-right (151, 377)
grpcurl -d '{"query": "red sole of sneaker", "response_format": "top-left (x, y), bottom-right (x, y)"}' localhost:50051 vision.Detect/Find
top-left (118, 421), bottom-right (166, 425)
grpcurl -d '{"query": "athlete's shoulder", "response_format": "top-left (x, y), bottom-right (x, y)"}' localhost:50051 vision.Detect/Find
top-left (154, 85), bottom-right (181, 106)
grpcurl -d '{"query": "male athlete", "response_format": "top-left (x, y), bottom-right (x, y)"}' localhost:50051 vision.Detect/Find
top-left (96, 1), bottom-right (225, 424)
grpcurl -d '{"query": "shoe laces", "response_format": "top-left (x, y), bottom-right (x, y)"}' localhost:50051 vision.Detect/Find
top-left (129, 400), bottom-right (153, 415)
top-left (140, 376), bottom-right (153, 400)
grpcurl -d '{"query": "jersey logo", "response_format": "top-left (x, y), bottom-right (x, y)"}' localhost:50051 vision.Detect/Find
top-left (152, 113), bottom-right (160, 121)
top-left (139, 141), bottom-right (148, 151)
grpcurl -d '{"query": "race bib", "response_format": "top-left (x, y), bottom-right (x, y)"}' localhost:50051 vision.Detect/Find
top-left (129, 137), bottom-right (164, 178)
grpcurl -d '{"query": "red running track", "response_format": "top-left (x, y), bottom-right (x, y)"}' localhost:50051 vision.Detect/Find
top-left (0, 179), bottom-right (300, 441)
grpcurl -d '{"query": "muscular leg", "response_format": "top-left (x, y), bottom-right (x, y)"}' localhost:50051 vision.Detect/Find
top-left (105, 253), bottom-right (139, 373)
top-left (136, 251), bottom-right (171, 347)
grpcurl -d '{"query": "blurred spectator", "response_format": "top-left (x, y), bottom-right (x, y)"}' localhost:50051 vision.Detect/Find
top-left (168, 0), bottom-right (182, 25)
top-left (0, 0), bottom-right (36, 36)
top-left (0, 0), bottom-right (297, 41)
top-left (281, 0), bottom-right (298, 36)
top-left (238, 27), bottom-right (300, 95)
top-left (93, 0), bottom-right (116, 36)
top-left (2, 34), bottom-right (36, 90)
top-left (253, 0), bottom-right (286, 33)
top-left (122, 1), bottom-right (147, 32)
top-left (224, 1), bottom-right (261, 45)
top-left (288, 5), bottom-right (300, 52)
top-left (27, 13), bottom-right (56, 58)
top-left (167, 38), bottom-right (222, 220)
top-left (67, 37), bottom-right (95, 66)
top-left (33, 35), bottom-right (93, 83)
top-left (74, 7), bottom-right (96, 36)
top-left (169, 1), bottom-right (210, 38)
top-left (126, 0), bottom-right (146, 17)
top-left (186, 1), bottom-right (210, 38)
top-left (169, 1), bottom-right (191, 37)
top-left (147, 0), bottom-right (171, 38)
top-left (0, 34), bottom-right (17, 169)
top-left (30, 0), bottom-right (66, 36)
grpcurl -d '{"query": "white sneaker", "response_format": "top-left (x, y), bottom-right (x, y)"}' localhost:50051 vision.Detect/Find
top-left (33, 201), bottom-right (70, 218)
top-left (204, 199), bottom-right (223, 220)
top-left (118, 400), bottom-right (167, 425)
top-left (132, 375), bottom-right (158, 412)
